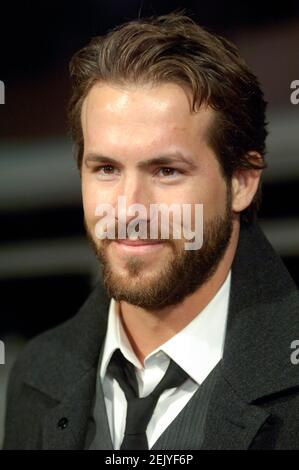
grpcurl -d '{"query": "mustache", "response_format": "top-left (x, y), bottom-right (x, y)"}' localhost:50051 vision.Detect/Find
top-left (93, 218), bottom-right (197, 242)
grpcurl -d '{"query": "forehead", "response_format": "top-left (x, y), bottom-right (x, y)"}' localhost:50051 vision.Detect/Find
top-left (81, 82), bottom-right (214, 151)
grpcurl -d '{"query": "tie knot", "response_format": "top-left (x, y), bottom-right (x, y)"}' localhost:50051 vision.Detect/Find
top-left (108, 349), bottom-right (139, 398)
top-left (108, 348), bottom-right (189, 400)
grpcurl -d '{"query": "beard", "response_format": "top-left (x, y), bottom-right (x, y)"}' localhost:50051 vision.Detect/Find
top-left (85, 187), bottom-right (233, 311)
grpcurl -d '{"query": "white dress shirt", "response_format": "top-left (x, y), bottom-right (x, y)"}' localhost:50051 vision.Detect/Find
top-left (100, 270), bottom-right (231, 449)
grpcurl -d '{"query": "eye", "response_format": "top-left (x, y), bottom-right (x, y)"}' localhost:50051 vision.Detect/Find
top-left (98, 164), bottom-right (114, 173)
top-left (95, 164), bottom-right (118, 177)
top-left (157, 167), bottom-right (182, 178)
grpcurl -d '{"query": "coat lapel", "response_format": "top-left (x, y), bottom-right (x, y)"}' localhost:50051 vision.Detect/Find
top-left (201, 368), bottom-right (271, 449)
top-left (42, 367), bottom-right (98, 450)
top-left (202, 222), bottom-right (299, 449)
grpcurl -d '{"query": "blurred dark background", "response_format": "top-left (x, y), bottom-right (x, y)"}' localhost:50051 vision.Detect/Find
top-left (0, 0), bottom-right (299, 444)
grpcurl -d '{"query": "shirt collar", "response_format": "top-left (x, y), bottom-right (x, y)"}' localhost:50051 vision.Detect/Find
top-left (100, 270), bottom-right (231, 385)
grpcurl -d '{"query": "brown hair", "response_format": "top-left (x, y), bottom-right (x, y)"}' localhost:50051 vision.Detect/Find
top-left (68, 12), bottom-right (268, 224)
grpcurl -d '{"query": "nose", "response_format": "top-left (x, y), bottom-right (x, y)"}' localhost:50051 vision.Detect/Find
top-left (115, 172), bottom-right (153, 221)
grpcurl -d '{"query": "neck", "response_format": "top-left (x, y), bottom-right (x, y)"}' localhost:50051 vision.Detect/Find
top-left (119, 220), bottom-right (240, 366)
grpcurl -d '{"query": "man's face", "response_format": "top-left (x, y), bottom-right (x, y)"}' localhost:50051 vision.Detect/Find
top-left (81, 82), bottom-right (233, 310)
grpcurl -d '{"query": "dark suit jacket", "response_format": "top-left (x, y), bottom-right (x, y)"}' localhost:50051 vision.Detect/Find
top-left (3, 222), bottom-right (299, 449)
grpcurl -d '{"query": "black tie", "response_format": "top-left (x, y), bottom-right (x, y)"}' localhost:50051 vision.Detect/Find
top-left (107, 348), bottom-right (189, 450)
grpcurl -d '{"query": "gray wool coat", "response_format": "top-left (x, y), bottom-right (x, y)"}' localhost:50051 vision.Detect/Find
top-left (3, 222), bottom-right (299, 450)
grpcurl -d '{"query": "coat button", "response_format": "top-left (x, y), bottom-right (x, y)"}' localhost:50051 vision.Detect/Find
top-left (57, 417), bottom-right (68, 430)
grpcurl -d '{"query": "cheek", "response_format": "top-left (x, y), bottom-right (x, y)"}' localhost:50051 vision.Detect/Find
top-left (81, 178), bottom-right (100, 223)
top-left (189, 176), bottom-right (228, 221)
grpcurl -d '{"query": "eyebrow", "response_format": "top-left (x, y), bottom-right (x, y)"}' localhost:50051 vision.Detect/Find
top-left (84, 152), bottom-right (198, 170)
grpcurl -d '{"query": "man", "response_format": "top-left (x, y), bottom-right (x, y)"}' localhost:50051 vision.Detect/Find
top-left (3, 13), bottom-right (299, 450)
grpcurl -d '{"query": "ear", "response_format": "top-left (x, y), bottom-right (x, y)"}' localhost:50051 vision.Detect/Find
top-left (231, 152), bottom-right (263, 214)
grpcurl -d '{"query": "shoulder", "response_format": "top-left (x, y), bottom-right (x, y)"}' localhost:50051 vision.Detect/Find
top-left (7, 280), bottom-right (110, 391)
top-left (5, 316), bottom-right (79, 414)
